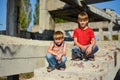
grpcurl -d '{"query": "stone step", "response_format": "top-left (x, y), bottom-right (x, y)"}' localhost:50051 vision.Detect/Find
top-left (35, 59), bottom-right (113, 75)
top-left (25, 41), bottom-right (119, 80)
top-left (31, 67), bottom-right (106, 80)
top-left (44, 53), bottom-right (115, 71)
top-left (31, 58), bottom-right (114, 80)
top-left (95, 48), bottom-right (115, 57)
top-left (66, 60), bottom-right (111, 72)
top-left (26, 51), bottom-right (118, 80)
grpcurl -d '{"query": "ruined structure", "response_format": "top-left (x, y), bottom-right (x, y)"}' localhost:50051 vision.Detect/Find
top-left (0, 0), bottom-right (120, 80)
top-left (37, 0), bottom-right (120, 41)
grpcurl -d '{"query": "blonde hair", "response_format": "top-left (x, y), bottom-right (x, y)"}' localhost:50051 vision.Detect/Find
top-left (78, 12), bottom-right (89, 21)
top-left (53, 31), bottom-right (64, 40)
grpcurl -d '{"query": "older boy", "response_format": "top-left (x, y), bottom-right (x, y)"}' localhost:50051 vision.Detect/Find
top-left (72, 12), bottom-right (99, 61)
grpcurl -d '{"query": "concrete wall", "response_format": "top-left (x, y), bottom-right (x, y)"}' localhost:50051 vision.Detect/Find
top-left (0, 35), bottom-right (48, 76)
top-left (55, 22), bottom-right (120, 41)
top-left (0, 35), bottom-right (120, 78)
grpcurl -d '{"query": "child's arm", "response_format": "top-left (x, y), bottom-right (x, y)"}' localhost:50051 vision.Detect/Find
top-left (86, 38), bottom-right (96, 55)
top-left (47, 42), bottom-right (58, 56)
top-left (62, 43), bottom-right (67, 56)
top-left (89, 38), bottom-right (96, 48)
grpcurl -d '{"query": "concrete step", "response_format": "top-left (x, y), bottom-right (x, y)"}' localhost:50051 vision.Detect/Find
top-left (25, 41), bottom-right (120, 80)
top-left (26, 53), bottom-right (118, 80)
top-left (31, 57), bottom-right (114, 80)
top-left (31, 67), bottom-right (106, 80)
top-left (66, 60), bottom-right (111, 72)
top-left (28, 52), bottom-right (115, 80)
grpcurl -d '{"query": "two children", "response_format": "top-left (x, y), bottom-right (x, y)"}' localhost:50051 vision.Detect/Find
top-left (45, 12), bottom-right (98, 72)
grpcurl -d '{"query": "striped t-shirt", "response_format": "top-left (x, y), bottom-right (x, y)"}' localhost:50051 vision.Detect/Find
top-left (52, 42), bottom-right (64, 54)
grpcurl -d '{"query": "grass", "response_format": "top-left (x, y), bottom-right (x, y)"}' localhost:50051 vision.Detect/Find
top-left (0, 72), bottom-right (34, 80)
top-left (104, 35), bottom-right (118, 41)
top-left (0, 77), bottom-right (6, 80)
top-left (19, 72), bottom-right (34, 79)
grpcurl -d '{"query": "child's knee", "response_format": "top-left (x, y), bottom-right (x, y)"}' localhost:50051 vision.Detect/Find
top-left (61, 56), bottom-right (67, 62)
top-left (93, 45), bottom-right (99, 52)
top-left (45, 53), bottom-right (53, 59)
top-left (72, 46), bottom-right (80, 53)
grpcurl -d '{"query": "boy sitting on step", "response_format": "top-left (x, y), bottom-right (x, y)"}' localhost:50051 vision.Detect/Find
top-left (72, 12), bottom-right (99, 61)
top-left (45, 31), bottom-right (67, 72)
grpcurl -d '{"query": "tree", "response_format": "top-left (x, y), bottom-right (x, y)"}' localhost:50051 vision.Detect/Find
top-left (20, 0), bottom-right (32, 30)
top-left (33, 0), bottom-right (39, 25)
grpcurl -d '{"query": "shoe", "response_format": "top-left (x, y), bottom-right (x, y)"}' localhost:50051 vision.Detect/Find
top-left (47, 67), bottom-right (55, 72)
top-left (47, 66), bottom-right (50, 69)
top-left (55, 66), bottom-right (60, 70)
top-left (89, 58), bottom-right (95, 61)
top-left (56, 64), bottom-right (66, 70)
top-left (85, 55), bottom-right (95, 61)
top-left (84, 58), bottom-right (95, 61)
top-left (59, 67), bottom-right (65, 71)
top-left (74, 58), bottom-right (80, 61)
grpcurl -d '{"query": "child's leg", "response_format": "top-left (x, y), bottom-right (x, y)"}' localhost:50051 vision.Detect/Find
top-left (45, 53), bottom-right (57, 68)
top-left (86, 45), bottom-right (99, 60)
top-left (56, 56), bottom-right (67, 69)
top-left (72, 46), bottom-right (83, 60)
top-left (92, 45), bottom-right (99, 54)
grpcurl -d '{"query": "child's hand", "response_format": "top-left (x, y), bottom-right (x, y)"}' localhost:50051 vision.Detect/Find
top-left (86, 46), bottom-right (92, 55)
top-left (56, 54), bottom-right (62, 60)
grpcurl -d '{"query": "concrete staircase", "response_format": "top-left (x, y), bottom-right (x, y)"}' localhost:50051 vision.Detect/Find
top-left (27, 41), bottom-right (120, 80)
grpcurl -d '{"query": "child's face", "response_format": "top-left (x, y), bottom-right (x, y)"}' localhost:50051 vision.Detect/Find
top-left (54, 38), bottom-right (63, 45)
top-left (78, 19), bottom-right (88, 28)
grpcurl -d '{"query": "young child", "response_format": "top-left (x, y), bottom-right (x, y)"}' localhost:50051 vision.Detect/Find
top-left (72, 12), bottom-right (99, 61)
top-left (45, 31), bottom-right (67, 72)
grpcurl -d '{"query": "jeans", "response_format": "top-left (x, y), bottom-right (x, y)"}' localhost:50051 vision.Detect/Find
top-left (45, 53), bottom-right (67, 68)
top-left (72, 45), bottom-right (99, 59)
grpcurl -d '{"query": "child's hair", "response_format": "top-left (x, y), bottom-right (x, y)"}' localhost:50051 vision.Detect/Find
top-left (53, 31), bottom-right (64, 40)
top-left (78, 12), bottom-right (89, 21)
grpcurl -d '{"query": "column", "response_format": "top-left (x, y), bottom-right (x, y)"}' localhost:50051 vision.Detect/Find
top-left (39, 0), bottom-right (55, 33)
top-left (108, 21), bottom-right (114, 41)
top-left (6, 0), bottom-right (20, 37)
top-left (99, 27), bottom-right (104, 41)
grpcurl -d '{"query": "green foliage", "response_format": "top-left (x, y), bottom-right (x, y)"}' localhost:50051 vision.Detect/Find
top-left (112, 35), bottom-right (118, 40)
top-left (20, 72), bottom-right (34, 79)
top-left (0, 77), bottom-right (6, 80)
top-left (33, 0), bottom-right (68, 24)
top-left (104, 35), bottom-right (118, 41)
top-left (33, 0), bottom-right (39, 25)
top-left (55, 17), bottom-right (68, 23)
top-left (104, 36), bottom-right (109, 41)
top-left (0, 72), bottom-right (34, 80)
top-left (20, 0), bottom-right (32, 30)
